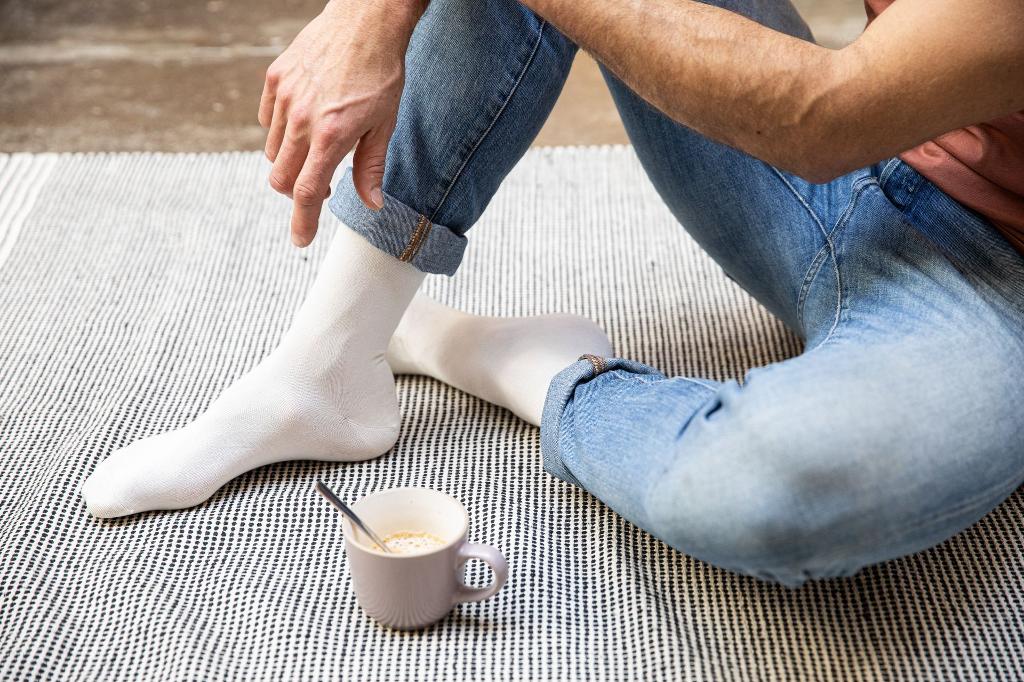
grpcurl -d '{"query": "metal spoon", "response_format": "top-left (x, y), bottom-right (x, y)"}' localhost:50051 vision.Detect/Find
top-left (314, 481), bottom-right (392, 553)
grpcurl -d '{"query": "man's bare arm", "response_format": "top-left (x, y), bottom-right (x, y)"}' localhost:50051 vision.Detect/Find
top-left (520, 0), bottom-right (1024, 182)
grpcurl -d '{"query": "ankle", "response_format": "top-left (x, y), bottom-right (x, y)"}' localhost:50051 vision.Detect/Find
top-left (390, 295), bottom-right (463, 371)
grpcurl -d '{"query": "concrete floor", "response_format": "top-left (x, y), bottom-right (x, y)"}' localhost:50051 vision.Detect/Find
top-left (0, 0), bottom-right (864, 152)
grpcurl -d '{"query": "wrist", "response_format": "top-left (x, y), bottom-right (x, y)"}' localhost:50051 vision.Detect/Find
top-left (378, 0), bottom-right (428, 28)
top-left (399, 0), bottom-right (429, 28)
top-left (324, 0), bottom-right (426, 30)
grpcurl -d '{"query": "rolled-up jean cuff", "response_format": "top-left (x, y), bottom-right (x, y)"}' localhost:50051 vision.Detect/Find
top-left (328, 167), bottom-right (467, 276)
top-left (540, 355), bottom-right (663, 487)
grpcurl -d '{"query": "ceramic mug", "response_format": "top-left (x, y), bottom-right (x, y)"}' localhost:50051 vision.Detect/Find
top-left (342, 487), bottom-right (508, 630)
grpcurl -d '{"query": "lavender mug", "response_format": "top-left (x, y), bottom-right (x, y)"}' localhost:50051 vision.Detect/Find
top-left (342, 487), bottom-right (508, 630)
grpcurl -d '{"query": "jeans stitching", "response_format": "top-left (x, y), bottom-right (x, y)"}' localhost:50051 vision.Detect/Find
top-left (673, 377), bottom-right (718, 391)
top-left (810, 178), bottom-right (878, 350)
top-left (399, 214), bottom-right (432, 262)
top-left (892, 474), bottom-right (1022, 540)
top-left (605, 371), bottom-right (715, 392)
top-left (770, 167), bottom-right (841, 336)
top-left (795, 246), bottom-right (831, 329)
top-left (427, 21), bottom-right (548, 224)
top-left (829, 177), bottom-right (875, 239)
top-left (794, 176), bottom-right (874, 345)
top-left (877, 158), bottom-right (900, 188)
top-left (789, 474), bottom-right (1024, 582)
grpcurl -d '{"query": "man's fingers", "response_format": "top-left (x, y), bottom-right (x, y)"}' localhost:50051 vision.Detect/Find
top-left (352, 121), bottom-right (395, 211)
top-left (258, 85), bottom-right (276, 130)
top-left (289, 132), bottom-right (352, 247)
top-left (258, 64), bottom-right (280, 129)
top-left (269, 121), bottom-right (311, 199)
top-left (288, 189), bottom-right (325, 248)
top-left (264, 96), bottom-right (290, 163)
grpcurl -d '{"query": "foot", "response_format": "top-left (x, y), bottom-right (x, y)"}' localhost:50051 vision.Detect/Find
top-left (387, 294), bottom-right (613, 425)
top-left (82, 226), bottom-right (424, 518)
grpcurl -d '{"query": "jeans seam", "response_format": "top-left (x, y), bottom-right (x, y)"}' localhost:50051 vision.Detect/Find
top-left (782, 475), bottom-right (1024, 584)
top-left (426, 21), bottom-right (549, 225)
top-left (809, 178), bottom-right (877, 348)
top-left (721, 469), bottom-right (1021, 583)
top-left (605, 371), bottom-right (715, 392)
top-left (674, 377), bottom-right (718, 391)
top-left (794, 176), bottom-right (873, 345)
top-left (606, 371), bottom-right (658, 385)
top-left (795, 246), bottom-right (831, 329)
top-left (890, 474), bottom-right (1023, 540)
top-left (829, 177), bottom-right (875, 239)
top-left (770, 167), bottom-right (841, 336)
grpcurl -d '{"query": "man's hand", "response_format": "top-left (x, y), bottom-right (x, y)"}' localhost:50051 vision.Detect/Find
top-left (259, 0), bottom-right (423, 247)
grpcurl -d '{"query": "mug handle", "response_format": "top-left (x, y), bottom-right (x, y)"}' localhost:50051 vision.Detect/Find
top-left (453, 542), bottom-right (508, 604)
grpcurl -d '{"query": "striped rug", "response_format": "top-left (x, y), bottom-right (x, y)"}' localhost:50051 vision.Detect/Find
top-left (1, 148), bottom-right (1021, 681)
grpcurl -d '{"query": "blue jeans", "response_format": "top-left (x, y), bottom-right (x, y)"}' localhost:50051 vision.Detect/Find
top-left (330, 0), bottom-right (1024, 586)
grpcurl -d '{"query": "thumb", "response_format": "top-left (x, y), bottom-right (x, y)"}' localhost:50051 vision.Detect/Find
top-left (352, 122), bottom-right (394, 211)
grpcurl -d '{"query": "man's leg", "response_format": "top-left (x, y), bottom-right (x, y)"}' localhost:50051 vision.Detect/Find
top-left (82, 0), bottom-right (583, 517)
top-left (329, 0), bottom-right (578, 276)
top-left (378, 0), bottom-right (1024, 585)
top-left (385, 0), bottom-right (832, 427)
top-left (535, 0), bottom-right (1024, 583)
top-left (542, 172), bottom-right (1024, 585)
top-left (603, 1), bottom-right (827, 335)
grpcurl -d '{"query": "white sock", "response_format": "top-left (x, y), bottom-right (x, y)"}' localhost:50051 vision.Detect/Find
top-left (82, 226), bottom-right (424, 518)
top-left (387, 294), bottom-right (613, 426)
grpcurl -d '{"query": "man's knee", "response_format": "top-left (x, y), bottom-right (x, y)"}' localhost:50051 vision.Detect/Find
top-left (642, 420), bottom-right (879, 587)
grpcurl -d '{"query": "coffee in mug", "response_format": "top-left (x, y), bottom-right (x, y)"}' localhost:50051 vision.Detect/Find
top-left (375, 531), bottom-right (445, 554)
top-left (342, 487), bottom-right (508, 630)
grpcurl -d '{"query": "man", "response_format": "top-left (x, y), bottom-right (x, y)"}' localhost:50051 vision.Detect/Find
top-left (83, 0), bottom-right (1024, 587)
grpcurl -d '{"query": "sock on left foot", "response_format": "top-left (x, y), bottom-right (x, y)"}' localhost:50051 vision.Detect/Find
top-left (82, 226), bottom-right (424, 518)
top-left (387, 294), bottom-right (613, 426)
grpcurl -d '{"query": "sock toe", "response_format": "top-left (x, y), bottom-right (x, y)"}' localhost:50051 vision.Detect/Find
top-left (82, 469), bottom-right (135, 519)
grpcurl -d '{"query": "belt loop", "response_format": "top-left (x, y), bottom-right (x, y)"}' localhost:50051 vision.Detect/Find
top-left (878, 159), bottom-right (923, 210)
top-left (878, 158), bottom-right (899, 189)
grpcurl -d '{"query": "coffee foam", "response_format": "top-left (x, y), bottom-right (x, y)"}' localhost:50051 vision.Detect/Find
top-left (378, 531), bottom-right (445, 554)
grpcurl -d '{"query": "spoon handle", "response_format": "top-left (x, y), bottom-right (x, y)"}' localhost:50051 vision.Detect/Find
top-left (314, 481), bottom-right (392, 553)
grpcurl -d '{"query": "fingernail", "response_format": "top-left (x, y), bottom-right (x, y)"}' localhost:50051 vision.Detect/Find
top-left (370, 186), bottom-right (384, 210)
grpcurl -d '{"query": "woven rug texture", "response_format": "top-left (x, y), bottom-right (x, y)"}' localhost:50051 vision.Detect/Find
top-left (1, 148), bottom-right (1022, 681)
